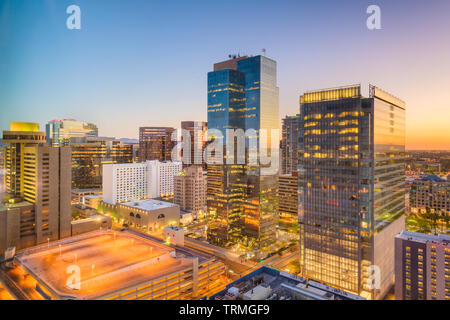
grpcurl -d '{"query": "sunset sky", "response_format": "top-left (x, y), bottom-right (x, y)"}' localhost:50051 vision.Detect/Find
top-left (0, 0), bottom-right (449, 150)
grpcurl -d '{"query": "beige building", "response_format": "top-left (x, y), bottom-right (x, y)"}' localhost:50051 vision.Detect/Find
top-left (116, 199), bottom-right (180, 232)
top-left (1, 122), bottom-right (71, 253)
top-left (174, 166), bottom-right (206, 214)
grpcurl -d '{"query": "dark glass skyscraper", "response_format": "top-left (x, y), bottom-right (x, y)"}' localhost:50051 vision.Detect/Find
top-left (298, 85), bottom-right (405, 299)
top-left (206, 61), bottom-right (246, 246)
top-left (206, 55), bottom-right (279, 254)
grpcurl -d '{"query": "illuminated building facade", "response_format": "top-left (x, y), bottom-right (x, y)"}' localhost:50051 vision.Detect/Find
top-left (239, 56), bottom-right (279, 252)
top-left (395, 231), bottom-right (450, 300)
top-left (206, 55), bottom-right (279, 252)
top-left (298, 85), bottom-right (406, 299)
top-left (206, 57), bottom-right (246, 246)
top-left (11, 230), bottom-right (226, 300)
top-left (409, 176), bottom-right (449, 215)
top-left (278, 172), bottom-right (299, 226)
top-left (71, 137), bottom-right (133, 189)
top-left (1, 122), bottom-right (71, 252)
top-left (281, 115), bottom-right (300, 174)
top-left (46, 119), bottom-right (98, 146)
top-left (139, 127), bottom-right (175, 162)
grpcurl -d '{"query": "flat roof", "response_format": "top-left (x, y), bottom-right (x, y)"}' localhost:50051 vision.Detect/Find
top-left (396, 231), bottom-right (450, 245)
top-left (15, 230), bottom-right (198, 300)
top-left (120, 199), bottom-right (177, 211)
top-left (72, 189), bottom-right (102, 194)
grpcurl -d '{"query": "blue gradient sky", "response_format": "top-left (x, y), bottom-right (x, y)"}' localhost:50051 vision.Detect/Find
top-left (1, 0), bottom-right (449, 149)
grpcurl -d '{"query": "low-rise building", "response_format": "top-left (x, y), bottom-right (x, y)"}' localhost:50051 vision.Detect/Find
top-left (210, 266), bottom-right (365, 300)
top-left (10, 230), bottom-right (226, 300)
top-left (395, 231), bottom-right (450, 300)
top-left (116, 199), bottom-right (180, 232)
top-left (71, 215), bottom-right (112, 236)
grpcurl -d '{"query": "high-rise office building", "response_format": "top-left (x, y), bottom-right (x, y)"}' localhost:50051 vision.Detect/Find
top-left (102, 160), bottom-right (182, 205)
top-left (71, 137), bottom-right (133, 189)
top-left (298, 85), bottom-right (406, 299)
top-left (281, 115), bottom-right (300, 174)
top-left (46, 119), bottom-right (98, 146)
top-left (395, 231), bottom-right (450, 300)
top-left (181, 121), bottom-right (208, 169)
top-left (174, 166), bottom-right (207, 213)
top-left (139, 127), bottom-right (176, 162)
top-left (278, 172), bottom-right (299, 226)
top-left (206, 55), bottom-right (279, 252)
top-left (1, 122), bottom-right (71, 252)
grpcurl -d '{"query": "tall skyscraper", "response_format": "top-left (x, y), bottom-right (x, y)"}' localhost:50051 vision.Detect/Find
top-left (180, 121), bottom-right (208, 169)
top-left (206, 55), bottom-right (279, 253)
top-left (46, 119), bottom-right (98, 146)
top-left (139, 127), bottom-right (176, 162)
top-left (281, 115), bottom-right (300, 174)
top-left (298, 85), bottom-right (406, 299)
top-left (71, 137), bottom-right (133, 189)
top-left (1, 122), bottom-right (71, 251)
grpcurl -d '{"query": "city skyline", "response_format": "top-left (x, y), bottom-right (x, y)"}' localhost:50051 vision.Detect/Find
top-left (1, 0), bottom-right (450, 150)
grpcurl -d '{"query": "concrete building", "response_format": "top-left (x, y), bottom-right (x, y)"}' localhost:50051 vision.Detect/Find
top-left (174, 166), bottom-right (206, 213)
top-left (46, 119), bottom-right (98, 146)
top-left (9, 230), bottom-right (226, 300)
top-left (278, 172), bottom-right (298, 226)
top-left (281, 115), bottom-right (300, 175)
top-left (180, 121), bottom-right (208, 169)
top-left (71, 215), bottom-right (112, 236)
top-left (102, 160), bottom-right (182, 205)
top-left (139, 127), bottom-right (176, 162)
top-left (395, 231), bottom-right (450, 300)
top-left (71, 188), bottom-right (102, 204)
top-left (164, 226), bottom-right (185, 246)
top-left (1, 122), bottom-right (71, 253)
top-left (116, 199), bottom-right (180, 232)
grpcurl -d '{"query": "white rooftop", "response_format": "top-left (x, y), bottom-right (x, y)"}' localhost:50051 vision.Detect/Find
top-left (120, 199), bottom-right (177, 211)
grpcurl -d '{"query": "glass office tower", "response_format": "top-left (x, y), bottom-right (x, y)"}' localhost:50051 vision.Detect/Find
top-left (206, 55), bottom-right (279, 254)
top-left (298, 85), bottom-right (405, 299)
top-left (238, 56), bottom-right (279, 252)
top-left (46, 119), bottom-right (98, 146)
top-left (206, 64), bottom-right (246, 246)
